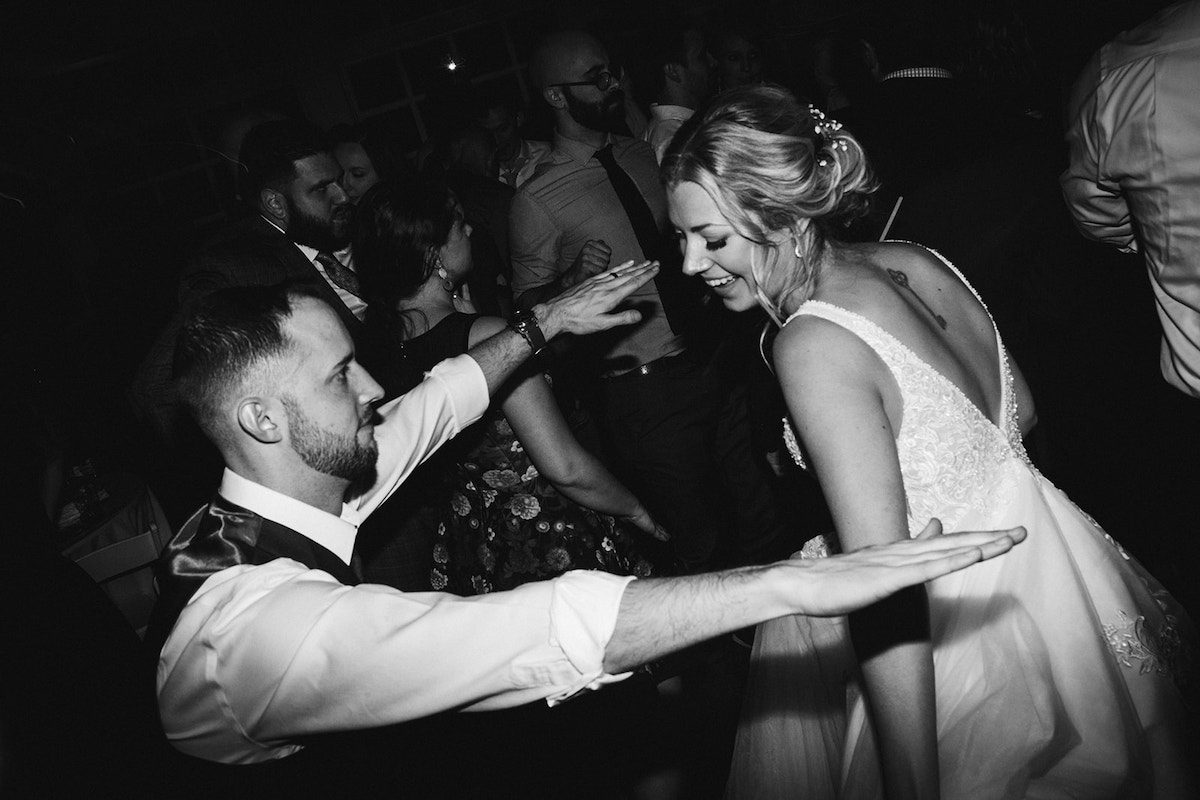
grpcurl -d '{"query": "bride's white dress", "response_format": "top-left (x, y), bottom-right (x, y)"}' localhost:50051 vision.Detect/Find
top-left (726, 269), bottom-right (1195, 798)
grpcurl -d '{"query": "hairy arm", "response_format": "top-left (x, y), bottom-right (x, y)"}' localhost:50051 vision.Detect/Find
top-left (603, 523), bottom-right (1023, 674)
top-left (776, 317), bottom-right (940, 800)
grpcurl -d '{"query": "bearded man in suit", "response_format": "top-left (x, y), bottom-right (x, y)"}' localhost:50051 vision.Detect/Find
top-left (130, 120), bottom-right (411, 520)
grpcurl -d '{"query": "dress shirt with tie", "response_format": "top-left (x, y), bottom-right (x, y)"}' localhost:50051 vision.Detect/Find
top-left (260, 216), bottom-right (367, 321)
top-left (509, 132), bottom-right (685, 373)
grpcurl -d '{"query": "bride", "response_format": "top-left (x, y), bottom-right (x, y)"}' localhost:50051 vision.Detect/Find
top-left (663, 85), bottom-right (1195, 799)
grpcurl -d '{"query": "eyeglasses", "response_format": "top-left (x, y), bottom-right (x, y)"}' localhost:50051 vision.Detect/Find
top-left (548, 66), bottom-right (623, 92)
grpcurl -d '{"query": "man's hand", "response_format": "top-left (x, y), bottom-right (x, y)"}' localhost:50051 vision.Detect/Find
top-left (562, 239), bottom-right (613, 289)
top-left (535, 260), bottom-right (658, 339)
top-left (779, 520), bottom-right (1027, 617)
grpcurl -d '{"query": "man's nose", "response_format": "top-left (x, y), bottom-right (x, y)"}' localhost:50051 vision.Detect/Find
top-left (356, 365), bottom-right (385, 406)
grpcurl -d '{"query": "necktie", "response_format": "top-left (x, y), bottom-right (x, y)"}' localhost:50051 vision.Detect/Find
top-left (594, 144), bottom-right (700, 333)
top-left (315, 251), bottom-right (361, 296)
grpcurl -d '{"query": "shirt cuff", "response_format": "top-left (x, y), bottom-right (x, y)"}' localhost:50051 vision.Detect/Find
top-left (543, 570), bottom-right (637, 705)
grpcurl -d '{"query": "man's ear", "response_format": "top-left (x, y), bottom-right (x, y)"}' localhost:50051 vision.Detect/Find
top-left (261, 187), bottom-right (289, 225)
top-left (237, 398), bottom-right (283, 444)
top-left (544, 86), bottom-right (567, 110)
top-left (664, 62), bottom-right (683, 85)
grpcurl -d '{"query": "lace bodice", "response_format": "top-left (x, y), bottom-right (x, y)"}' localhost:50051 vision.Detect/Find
top-left (782, 262), bottom-right (1030, 536)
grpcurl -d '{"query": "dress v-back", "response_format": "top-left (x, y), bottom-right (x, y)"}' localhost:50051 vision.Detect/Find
top-left (729, 258), bottom-right (1195, 799)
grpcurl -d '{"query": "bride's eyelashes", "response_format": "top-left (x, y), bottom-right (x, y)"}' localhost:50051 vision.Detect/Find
top-left (706, 238), bottom-right (728, 252)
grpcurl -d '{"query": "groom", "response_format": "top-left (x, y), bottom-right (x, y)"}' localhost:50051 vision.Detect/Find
top-left (147, 268), bottom-right (1025, 792)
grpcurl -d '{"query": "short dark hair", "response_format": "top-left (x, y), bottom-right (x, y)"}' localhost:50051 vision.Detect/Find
top-left (239, 119), bottom-right (330, 202)
top-left (173, 282), bottom-right (327, 445)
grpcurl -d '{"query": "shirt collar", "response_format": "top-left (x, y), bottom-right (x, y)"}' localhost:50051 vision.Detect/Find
top-left (882, 67), bottom-right (954, 81)
top-left (257, 215), bottom-right (350, 263)
top-left (553, 129), bottom-right (615, 165)
top-left (218, 468), bottom-right (357, 564)
top-left (648, 104), bottom-right (694, 122)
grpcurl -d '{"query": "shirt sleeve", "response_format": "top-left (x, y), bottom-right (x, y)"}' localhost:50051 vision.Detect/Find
top-left (352, 354), bottom-right (489, 520)
top-left (1060, 54), bottom-right (1139, 253)
top-left (157, 563), bottom-right (635, 762)
top-left (509, 189), bottom-right (564, 300)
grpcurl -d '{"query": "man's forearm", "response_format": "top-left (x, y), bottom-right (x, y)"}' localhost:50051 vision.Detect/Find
top-left (603, 565), bottom-right (786, 673)
top-left (601, 525), bottom-right (1027, 674)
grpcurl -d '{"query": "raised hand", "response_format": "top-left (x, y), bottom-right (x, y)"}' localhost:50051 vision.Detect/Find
top-left (781, 520), bottom-right (1027, 617)
top-left (537, 260), bottom-right (659, 339)
top-left (562, 239), bottom-right (613, 289)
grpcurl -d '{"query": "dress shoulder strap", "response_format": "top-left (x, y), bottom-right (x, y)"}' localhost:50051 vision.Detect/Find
top-left (783, 300), bottom-right (909, 367)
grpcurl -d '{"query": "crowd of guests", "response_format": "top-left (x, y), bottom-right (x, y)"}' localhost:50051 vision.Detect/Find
top-left (7, 1), bottom-right (1200, 797)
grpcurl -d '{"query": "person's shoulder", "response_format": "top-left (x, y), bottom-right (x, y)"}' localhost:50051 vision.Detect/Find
top-left (516, 147), bottom-right (577, 195)
top-left (615, 135), bottom-right (656, 161)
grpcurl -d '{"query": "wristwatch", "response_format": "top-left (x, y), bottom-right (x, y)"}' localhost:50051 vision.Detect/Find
top-left (509, 308), bottom-right (547, 356)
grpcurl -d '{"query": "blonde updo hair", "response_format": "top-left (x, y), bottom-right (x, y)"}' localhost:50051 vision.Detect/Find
top-left (662, 84), bottom-right (876, 321)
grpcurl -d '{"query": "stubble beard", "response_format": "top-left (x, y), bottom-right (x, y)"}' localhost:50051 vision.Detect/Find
top-left (281, 395), bottom-right (379, 485)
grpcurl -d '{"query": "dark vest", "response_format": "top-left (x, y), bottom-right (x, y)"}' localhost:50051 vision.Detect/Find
top-left (144, 497), bottom-right (398, 797)
top-left (146, 494), bottom-right (359, 658)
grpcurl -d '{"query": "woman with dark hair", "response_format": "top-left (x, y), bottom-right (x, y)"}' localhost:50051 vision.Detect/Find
top-left (353, 180), bottom-right (665, 595)
top-left (328, 123), bottom-right (415, 203)
top-left (663, 85), bottom-right (1195, 798)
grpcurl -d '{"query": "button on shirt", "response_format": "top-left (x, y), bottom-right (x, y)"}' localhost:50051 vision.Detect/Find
top-left (1062, 1), bottom-right (1200, 397)
top-left (156, 355), bottom-right (635, 764)
top-left (509, 132), bottom-right (685, 374)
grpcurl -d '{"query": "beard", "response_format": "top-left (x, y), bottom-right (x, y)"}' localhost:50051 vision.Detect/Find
top-left (286, 200), bottom-right (352, 253)
top-left (281, 395), bottom-right (378, 485)
top-left (564, 88), bottom-right (627, 134)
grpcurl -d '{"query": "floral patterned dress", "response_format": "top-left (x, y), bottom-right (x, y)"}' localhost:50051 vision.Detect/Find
top-left (399, 313), bottom-right (656, 595)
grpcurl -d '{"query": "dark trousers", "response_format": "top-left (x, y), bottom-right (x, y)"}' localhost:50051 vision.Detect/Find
top-left (594, 351), bottom-right (793, 572)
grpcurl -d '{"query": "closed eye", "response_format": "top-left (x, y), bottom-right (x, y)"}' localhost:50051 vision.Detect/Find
top-left (706, 239), bottom-right (727, 252)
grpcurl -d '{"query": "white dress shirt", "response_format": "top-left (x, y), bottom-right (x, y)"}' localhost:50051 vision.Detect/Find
top-left (1062, 1), bottom-right (1200, 397)
top-left (642, 104), bottom-right (694, 165)
top-left (157, 355), bottom-right (635, 763)
top-left (259, 215), bottom-right (367, 320)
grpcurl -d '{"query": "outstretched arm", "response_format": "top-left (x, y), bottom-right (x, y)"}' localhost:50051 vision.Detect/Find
top-left (603, 522), bottom-right (1024, 673)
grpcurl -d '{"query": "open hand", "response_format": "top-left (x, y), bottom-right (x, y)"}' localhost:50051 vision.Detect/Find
top-left (537, 260), bottom-right (659, 339)
top-left (782, 519), bottom-right (1027, 617)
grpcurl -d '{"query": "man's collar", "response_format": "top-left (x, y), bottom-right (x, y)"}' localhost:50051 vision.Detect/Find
top-left (882, 67), bottom-right (954, 82)
top-left (219, 468), bottom-right (357, 564)
top-left (553, 129), bottom-right (616, 165)
top-left (648, 104), bottom-right (694, 122)
top-left (257, 214), bottom-right (350, 261)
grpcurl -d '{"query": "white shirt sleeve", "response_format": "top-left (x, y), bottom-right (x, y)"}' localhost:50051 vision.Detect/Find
top-left (158, 562), bottom-right (635, 764)
top-left (1060, 52), bottom-right (1139, 253)
top-left (350, 354), bottom-right (489, 520)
